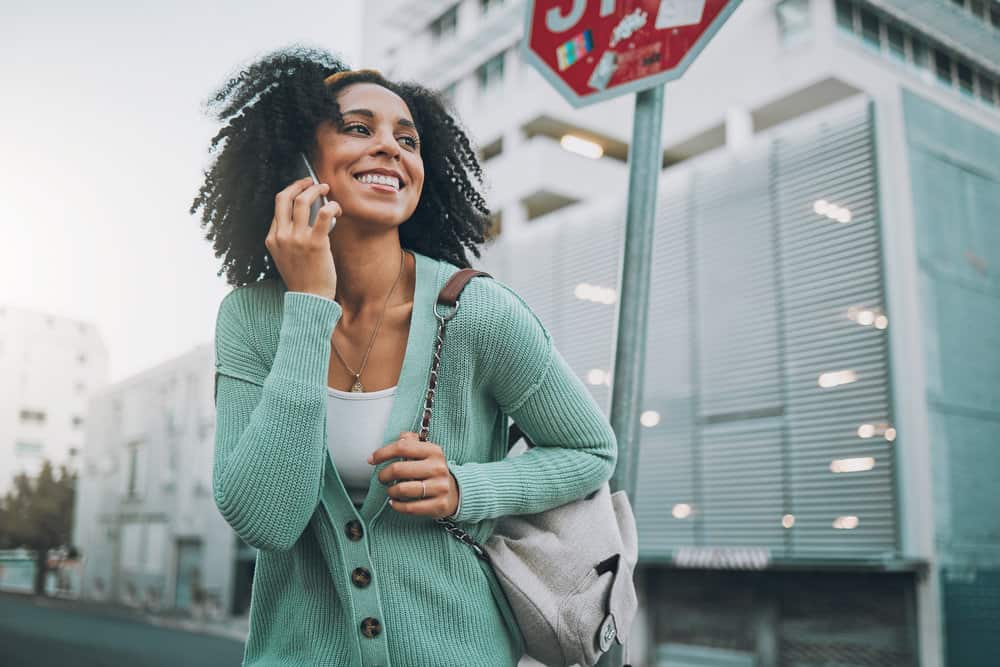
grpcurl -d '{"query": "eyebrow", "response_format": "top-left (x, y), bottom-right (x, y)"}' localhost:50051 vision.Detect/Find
top-left (341, 108), bottom-right (417, 130)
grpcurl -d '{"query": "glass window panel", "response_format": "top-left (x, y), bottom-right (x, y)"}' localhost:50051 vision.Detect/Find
top-left (977, 73), bottom-right (997, 106)
top-left (835, 0), bottom-right (854, 32)
top-left (957, 62), bottom-right (974, 96)
top-left (777, 0), bottom-right (812, 46)
top-left (886, 24), bottom-right (905, 60)
top-left (911, 37), bottom-right (930, 70)
top-left (859, 8), bottom-right (881, 48)
top-left (430, 6), bottom-right (458, 41)
top-left (476, 51), bottom-right (505, 93)
top-left (934, 50), bottom-right (953, 85)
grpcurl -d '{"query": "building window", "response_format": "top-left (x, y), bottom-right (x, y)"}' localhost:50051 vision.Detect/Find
top-left (478, 136), bottom-right (503, 161)
top-left (77, 353), bottom-right (87, 364)
top-left (19, 409), bottom-right (46, 424)
top-left (835, 0), bottom-right (854, 31)
top-left (480, 0), bottom-right (505, 14)
top-left (776, 0), bottom-right (811, 47)
top-left (477, 51), bottom-right (505, 94)
top-left (859, 7), bottom-right (880, 48)
top-left (957, 61), bottom-right (974, 96)
top-left (430, 5), bottom-right (458, 42)
top-left (72, 415), bottom-right (84, 428)
top-left (835, 0), bottom-right (999, 109)
top-left (125, 439), bottom-right (145, 499)
top-left (487, 211), bottom-right (502, 240)
top-left (15, 441), bottom-right (43, 457)
top-left (947, 0), bottom-right (1000, 31)
top-left (886, 23), bottom-right (905, 60)
top-left (934, 49), bottom-right (953, 85)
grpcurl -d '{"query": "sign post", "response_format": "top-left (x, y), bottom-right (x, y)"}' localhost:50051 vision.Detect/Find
top-left (522, 3), bottom-right (741, 665)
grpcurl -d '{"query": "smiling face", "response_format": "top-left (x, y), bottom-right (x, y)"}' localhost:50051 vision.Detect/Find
top-left (311, 82), bottom-right (424, 230)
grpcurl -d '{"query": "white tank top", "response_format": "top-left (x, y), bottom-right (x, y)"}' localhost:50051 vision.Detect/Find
top-left (326, 384), bottom-right (398, 507)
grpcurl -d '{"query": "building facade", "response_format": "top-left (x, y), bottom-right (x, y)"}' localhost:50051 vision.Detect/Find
top-left (363, 1), bottom-right (1000, 666)
top-left (0, 305), bottom-right (109, 496)
top-left (71, 344), bottom-right (255, 618)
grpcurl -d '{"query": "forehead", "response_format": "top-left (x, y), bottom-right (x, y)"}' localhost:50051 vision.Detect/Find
top-left (336, 83), bottom-right (413, 123)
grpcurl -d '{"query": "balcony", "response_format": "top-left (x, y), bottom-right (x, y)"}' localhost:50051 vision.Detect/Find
top-left (484, 134), bottom-right (628, 217)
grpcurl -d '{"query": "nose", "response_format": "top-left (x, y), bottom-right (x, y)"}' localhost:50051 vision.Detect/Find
top-left (369, 124), bottom-right (401, 161)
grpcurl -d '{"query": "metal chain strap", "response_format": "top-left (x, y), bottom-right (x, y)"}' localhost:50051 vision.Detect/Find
top-left (419, 299), bottom-right (492, 564)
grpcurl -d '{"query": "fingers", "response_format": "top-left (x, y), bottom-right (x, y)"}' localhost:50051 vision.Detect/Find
top-left (368, 432), bottom-right (429, 465)
top-left (377, 457), bottom-right (446, 486)
top-left (386, 478), bottom-right (443, 502)
top-left (314, 198), bottom-right (342, 236)
top-left (290, 182), bottom-right (330, 231)
top-left (267, 177), bottom-right (312, 241)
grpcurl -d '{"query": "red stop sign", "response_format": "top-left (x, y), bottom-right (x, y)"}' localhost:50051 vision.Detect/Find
top-left (523, 0), bottom-right (741, 107)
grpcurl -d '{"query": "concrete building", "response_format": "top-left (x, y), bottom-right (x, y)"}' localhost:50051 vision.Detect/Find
top-left (363, 1), bottom-right (1000, 666)
top-left (71, 344), bottom-right (255, 618)
top-left (0, 305), bottom-right (109, 496)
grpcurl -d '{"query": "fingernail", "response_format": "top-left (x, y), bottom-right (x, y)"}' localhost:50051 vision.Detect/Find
top-left (367, 454), bottom-right (374, 464)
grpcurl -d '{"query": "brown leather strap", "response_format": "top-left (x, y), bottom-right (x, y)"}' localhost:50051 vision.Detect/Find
top-left (437, 268), bottom-right (492, 307)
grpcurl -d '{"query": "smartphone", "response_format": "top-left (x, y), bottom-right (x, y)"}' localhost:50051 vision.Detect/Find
top-left (298, 152), bottom-right (336, 230)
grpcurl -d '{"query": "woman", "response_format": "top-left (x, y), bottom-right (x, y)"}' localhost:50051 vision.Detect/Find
top-left (193, 45), bottom-right (618, 666)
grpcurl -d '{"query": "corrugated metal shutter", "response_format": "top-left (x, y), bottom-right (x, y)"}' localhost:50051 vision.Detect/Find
top-left (490, 98), bottom-right (897, 562)
top-left (551, 212), bottom-right (623, 415)
top-left (772, 105), bottom-right (897, 557)
top-left (638, 178), bottom-right (698, 552)
top-left (693, 145), bottom-right (788, 550)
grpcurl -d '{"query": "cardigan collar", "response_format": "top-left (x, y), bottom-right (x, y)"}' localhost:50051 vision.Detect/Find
top-left (319, 248), bottom-right (442, 526)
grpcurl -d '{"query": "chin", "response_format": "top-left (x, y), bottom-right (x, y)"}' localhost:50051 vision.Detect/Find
top-left (346, 206), bottom-right (413, 228)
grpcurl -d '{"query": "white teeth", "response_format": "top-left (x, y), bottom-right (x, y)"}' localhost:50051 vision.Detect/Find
top-left (357, 173), bottom-right (400, 189)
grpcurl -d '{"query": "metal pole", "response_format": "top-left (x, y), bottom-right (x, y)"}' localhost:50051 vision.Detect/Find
top-left (598, 83), bottom-right (665, 667)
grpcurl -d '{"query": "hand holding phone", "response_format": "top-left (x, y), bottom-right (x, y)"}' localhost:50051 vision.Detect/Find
top-left (298, 152), bottom-right (337, 230)
top-left (263, 155), bottom-right (342, 300)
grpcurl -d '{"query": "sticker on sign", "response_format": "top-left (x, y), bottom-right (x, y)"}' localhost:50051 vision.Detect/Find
top-left (655, 0), bottom-right (707, 29)
top-left (524, 0), bottom-right (742, 107)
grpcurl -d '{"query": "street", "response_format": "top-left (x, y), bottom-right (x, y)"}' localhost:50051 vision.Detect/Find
top-left (0, 593), bottom-right (244, 667)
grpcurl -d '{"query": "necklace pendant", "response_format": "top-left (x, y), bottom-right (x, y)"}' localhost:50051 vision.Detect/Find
top-left (350, 377), bottom-right (365, 393)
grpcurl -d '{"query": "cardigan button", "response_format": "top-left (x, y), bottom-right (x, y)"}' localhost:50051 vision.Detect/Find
top-left (351, 567), bottom-right (372, 588)
top-left (360, 617), bottom-right (382, 638)
top-left (345, 520), bottom-right (364, 541)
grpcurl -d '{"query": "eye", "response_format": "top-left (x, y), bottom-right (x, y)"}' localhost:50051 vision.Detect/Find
top-left (344, 123), bottom-right (370, 135)
top-left (398, 135), bottom-right (419, 149)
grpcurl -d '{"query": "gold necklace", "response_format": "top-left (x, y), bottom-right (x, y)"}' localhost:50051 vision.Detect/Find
top-left (331, 249), bottom-right (406, 392)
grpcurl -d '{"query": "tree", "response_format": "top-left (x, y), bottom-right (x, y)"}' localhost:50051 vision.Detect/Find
top-left (0, 460), bottom-right (77, 595)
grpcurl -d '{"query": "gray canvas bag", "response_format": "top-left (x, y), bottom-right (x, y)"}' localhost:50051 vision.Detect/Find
top-left (418, 268), bottom-right (639, 667)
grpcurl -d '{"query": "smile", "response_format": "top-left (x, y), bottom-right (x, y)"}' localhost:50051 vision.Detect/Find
top-left (354, 172), bottom-right (401, 192)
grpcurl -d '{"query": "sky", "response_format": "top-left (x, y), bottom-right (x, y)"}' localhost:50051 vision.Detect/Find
top-left (0, 1), bottom-right (363, 384)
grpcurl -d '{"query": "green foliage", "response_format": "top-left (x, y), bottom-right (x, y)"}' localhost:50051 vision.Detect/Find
top-left (0, 460), bottom-right (77, 593)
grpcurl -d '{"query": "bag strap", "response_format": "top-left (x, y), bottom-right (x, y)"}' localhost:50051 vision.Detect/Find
top-left (421, 267), bottom-right (523, 563)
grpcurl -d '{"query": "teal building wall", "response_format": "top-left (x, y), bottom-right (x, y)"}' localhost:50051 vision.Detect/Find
top-left (901, 89), bottom-right (1000, 667)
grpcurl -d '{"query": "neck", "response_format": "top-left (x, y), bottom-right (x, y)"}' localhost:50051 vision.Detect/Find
top-left (328, 226), bottom-right (413, 319)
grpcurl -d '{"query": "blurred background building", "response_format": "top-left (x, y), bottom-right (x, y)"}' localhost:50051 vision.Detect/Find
top-left (363, 1), bottom-right (1000, 666)
top-left (0, 306), bottom-right (108, 496)
top-left (70, 344), bottom-right (256, 618)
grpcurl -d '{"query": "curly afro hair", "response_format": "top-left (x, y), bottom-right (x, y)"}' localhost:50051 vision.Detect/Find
top-left (190, 45), bottom-right (494, 287)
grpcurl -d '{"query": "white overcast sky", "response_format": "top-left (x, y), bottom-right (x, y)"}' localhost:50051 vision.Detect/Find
top-left (1, 1), bottom-right (363, 384)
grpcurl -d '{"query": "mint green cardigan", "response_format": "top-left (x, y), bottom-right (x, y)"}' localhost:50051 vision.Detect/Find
top-left (213, 249), bottom-right (618, 666)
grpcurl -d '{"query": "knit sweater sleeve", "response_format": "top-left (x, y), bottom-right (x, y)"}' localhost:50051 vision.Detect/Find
top-left (446, 281), bottom-right (618, 524)
top-left (212, 289), bottom-right (341, 551)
